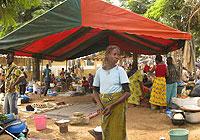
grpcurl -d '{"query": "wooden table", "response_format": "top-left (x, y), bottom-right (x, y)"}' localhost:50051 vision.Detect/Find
top-left (88, 130), bottom-right (102, 140)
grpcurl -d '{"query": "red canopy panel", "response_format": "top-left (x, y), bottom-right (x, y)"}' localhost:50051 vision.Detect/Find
top-left (81, 0), bottom-right (191, 40)
top-left (15, 52), bottom-right (32, 57)
top-left (17, 26), bottom-right (82, 53)
top-left (50, 28), bottom-right (102, 57)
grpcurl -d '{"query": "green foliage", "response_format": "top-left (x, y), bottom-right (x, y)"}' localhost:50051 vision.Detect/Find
top-left (103, 0), bottom-right (113, 4)
top-left (144, 0), bottom-right (200, 57)
top-left (119, 0), bottom-right (155, 14)
top-left (123, 0), bottom-right (200, 57)
top-left (0, 104), bottom-right (8, 123)
top-left (32, 9), bottom-right (46, 19)
top-left (0, 0), bottom-right (65, 38)
top-left (0, 0), bottom-right (41, 33)
top-left (0, 113), bottom-right (8, 124)
top-left (121, 0), bottom-right (155, 14)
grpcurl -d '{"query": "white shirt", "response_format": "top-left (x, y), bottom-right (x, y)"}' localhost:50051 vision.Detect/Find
top-left (93, 66), bottom-right (130, 94)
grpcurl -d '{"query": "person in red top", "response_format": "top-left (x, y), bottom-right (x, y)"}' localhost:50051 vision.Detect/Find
top-left (82, 76), bottom-right (89, 93)
top-left (148, 55), bottom-right (169, 113)
top-left (144, 64), bottom-right (151, 73)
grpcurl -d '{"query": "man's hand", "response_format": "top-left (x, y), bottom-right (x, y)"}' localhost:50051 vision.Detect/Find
top-left (10, 84), bottom-right (16, 92)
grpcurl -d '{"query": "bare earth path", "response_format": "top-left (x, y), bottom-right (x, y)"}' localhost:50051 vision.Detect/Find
top-left (1, 94), bottom-right (200, 140)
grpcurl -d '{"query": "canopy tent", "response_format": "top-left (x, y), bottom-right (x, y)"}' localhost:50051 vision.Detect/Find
top-left (82, 52), bottom-right (104, 61)
top-left (0, 0), bottom-right (192, 61)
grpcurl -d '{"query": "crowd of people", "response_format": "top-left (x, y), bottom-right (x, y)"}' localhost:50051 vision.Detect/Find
top-left (0, 45), bottom-right (199, 140)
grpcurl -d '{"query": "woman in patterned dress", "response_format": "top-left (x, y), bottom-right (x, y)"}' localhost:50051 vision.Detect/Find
top-left (93, 45), bottom-right (131, 140)
top-left (149, 55), bottom-right (169, 112)
top-left (127, 63), bottom-right (144, 106)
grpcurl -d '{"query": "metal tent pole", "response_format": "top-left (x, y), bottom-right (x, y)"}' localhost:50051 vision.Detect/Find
top-left (189, 36), bottom-right (197, 81)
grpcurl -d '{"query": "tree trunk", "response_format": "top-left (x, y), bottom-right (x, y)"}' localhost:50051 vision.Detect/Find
top-left (32, 58), bottom-right (40, 81)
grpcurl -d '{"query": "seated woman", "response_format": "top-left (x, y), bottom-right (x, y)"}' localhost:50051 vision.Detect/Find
top-left (82, 76), bottom-right (89, 93)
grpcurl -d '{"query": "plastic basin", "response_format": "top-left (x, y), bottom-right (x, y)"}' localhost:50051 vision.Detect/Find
top-left (168, 129), bottom-right (189, 140)
top-left (34, 115), bottom-right (47, 130)
top-left (7, 120), bottom-right (26, 133)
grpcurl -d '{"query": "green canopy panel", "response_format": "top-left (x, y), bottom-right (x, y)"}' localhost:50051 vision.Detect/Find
top-left (0, 0), bottom-right (191, 61)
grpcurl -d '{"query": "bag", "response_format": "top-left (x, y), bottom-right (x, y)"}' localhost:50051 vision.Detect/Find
top-left (189, 84), bottom-right (200, 97)
top-left (26, 105), bottom-right (34, 111)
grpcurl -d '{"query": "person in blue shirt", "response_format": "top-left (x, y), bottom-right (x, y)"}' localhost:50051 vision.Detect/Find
top-left (43, 64), bottom-right (51, 96)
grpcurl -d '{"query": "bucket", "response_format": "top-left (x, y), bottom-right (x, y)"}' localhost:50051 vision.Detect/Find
top-left (29, 88), bottom-right (33, 93)
top-left (168, 129), bottom-right (189, 140)
top-left (34, 115), bottom-right (47, 130)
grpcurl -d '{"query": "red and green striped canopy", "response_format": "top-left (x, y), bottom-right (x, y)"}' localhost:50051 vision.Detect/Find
top-left (0, 0), bottom-right (191, 61)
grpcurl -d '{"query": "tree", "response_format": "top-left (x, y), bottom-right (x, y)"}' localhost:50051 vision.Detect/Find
top-left (119, 0), bottom-right (156, 14)
top-left (144, 0), bottom-right (200, 57)
top-left (0, 0), bottom-right (65, 38)
top-left (120, 0), bottom-right (200, 58)
top-left (103, 0), bottom-right (113, 4)
top-left (0, 0), bottom-right (41, 37)
top-left (0, 0), bottom-right (65, 81)
top-left (144, 0), bottom-right (200, 35)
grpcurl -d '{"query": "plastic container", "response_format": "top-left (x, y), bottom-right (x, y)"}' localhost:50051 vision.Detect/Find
top-left (34, 115), bottom-right (47, 130)
top-left (185, 111), bottom-right (200, 123)
top-left (28, 88), bottom-right (33, 93)
top-left (7, 120), bottom-right (26, 133)
top-left (168, 129), bottom-right (189, 140)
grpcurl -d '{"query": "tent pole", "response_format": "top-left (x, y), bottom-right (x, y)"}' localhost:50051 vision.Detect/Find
top-left (189, 37), bottom-right (197, 81)
top-left (40, 59), bottom-right (43, 98)
top-left (66, 60), bottom-right (68, 72)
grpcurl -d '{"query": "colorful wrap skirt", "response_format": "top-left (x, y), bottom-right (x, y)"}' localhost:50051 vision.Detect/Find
top-left (149, 77), bottom-right (167, 107)
top-left (100, 92), bottom-right (127, 140)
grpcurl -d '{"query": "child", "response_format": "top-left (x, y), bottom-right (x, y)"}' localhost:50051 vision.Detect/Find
top-left (82, 76), bottom-right (89, 93)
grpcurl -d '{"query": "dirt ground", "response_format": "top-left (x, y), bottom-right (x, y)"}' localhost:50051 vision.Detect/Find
top-left (1, 93), bottom-right (200, 140)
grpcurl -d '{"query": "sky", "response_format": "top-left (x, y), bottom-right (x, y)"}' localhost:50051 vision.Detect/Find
top-left (110, 0), bottom-right (120, 6)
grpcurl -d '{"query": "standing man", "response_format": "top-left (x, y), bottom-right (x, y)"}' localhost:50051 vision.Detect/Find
top-left (4, 53), bottom-right (25, 115)
top-left (43, 64), bottom-right (51, 96)
top-left (166, 57), bottom-right (178, 105)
